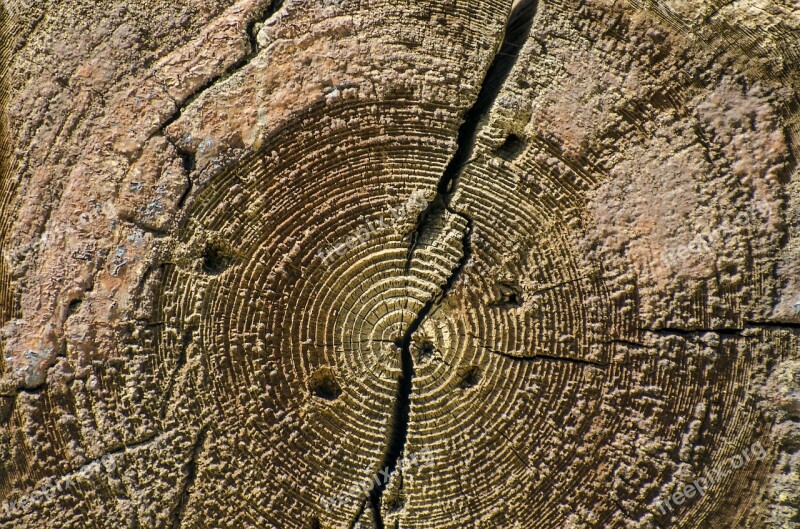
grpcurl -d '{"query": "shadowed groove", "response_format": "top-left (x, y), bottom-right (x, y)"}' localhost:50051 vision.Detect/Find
top-left (369, 1), bottom-right (539, 526)
top-left (405, 0), bottom-right (539, 272)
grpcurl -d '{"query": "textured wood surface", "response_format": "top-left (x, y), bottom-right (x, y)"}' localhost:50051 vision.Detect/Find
top-left (0, 0), bottom-right (799, 527)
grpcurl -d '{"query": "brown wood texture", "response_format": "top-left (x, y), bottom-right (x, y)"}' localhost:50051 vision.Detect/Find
top-left (0, 0), bottom-right (799, 527)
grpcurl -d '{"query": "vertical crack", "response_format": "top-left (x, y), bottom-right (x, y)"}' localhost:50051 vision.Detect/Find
top-left (175, 148), bottom-right (195, 210)
top-left (405, 0), bottom-right (538, 271)
top-left (367, 1), bottom-right (539, 527)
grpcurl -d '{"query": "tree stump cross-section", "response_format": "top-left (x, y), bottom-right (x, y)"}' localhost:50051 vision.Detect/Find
top-left (0, 0), bottom-right (799, 528)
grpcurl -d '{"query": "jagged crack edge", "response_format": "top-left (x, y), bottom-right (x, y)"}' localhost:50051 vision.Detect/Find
top-left (160, 0), bottom-right (286, 209)
top-left (369, 1), bottom-right (539, 526)
top-left (404, 0), bottom-right (538, 270)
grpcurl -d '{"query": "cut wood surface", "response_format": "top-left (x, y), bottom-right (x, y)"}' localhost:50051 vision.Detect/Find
top-left (0, 0), bottom-right (799, 527)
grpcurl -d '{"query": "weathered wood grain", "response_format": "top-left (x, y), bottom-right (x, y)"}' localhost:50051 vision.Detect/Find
top-left (0, 0), bottom-right (799, 528)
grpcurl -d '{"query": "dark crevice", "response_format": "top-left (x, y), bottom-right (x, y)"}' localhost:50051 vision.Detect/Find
top-left (435, 210), bottom-right (474, 305)
top-left (201, 243), bottom-right (232, 275)
top-left (176, 175), bottom-right (193, 209)
top-left (458, 366), bottom-right (482, 389)
top-left (178, 328), bottom-right (193, 370)
top-left (368, 308), bottom-right (416, 528)
top-left (602, 338), bottom-right (650, 349)
top-left (159, 0), bottom-right (285, 132)
top-left (110, 431), bottom-right (161, 454)
top-left (744, 320), bottom-right (800, 331)
top-left (66, 298), bottom-right (82, 317)
top-left (1, 383), bottom-right (47, 397)
top-left (639, 320), bottom-right (800, 345)
top-left (385, 490), bottom-right (405, 512)
top-left (488, 280), bottom-right (523, 308)
top-left (484, 346), bottom-right (608, 368)
top-left (170, 426), bottom-right (208, 529)
top-left (533, 354), bottom-right (608, 369)
top-left (496, 133), bottom-right (525, 160)
top-left (347, 500), bottom-right (368, 529)
top-left (175, 147), bottom-right (195, 210)
top-left (405, 0), bottom-right (538, 272)
top-left (405, 197), bottom-right (444, 273)
top-left (645, 320), bottom-right (800, 337)
top-left (177, 145), bottom-right (196, 173)
top-left (416, 339), bottom-right (436, 362)
top-left (367, 3), bottom-right (539, 526)
top-left (308, 367), bottom-right (341, 400)
top-left (158, 0), bottom-right (284, 210)
top-left (647, 326), bottom-right (745, 338)
top-left (248, 0), bottom-right (285, 57)
top-left (367, 237), bottom-right (473, 523)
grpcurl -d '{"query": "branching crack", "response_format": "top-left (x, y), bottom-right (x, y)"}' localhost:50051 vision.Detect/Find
top-left (159, 0), bottom-right (285, 133)
top-left (366, 2), bottom-right (539, 527)
top-left (158, 0), bottom-right (285, 209)
top-left (405, 0), bottom-right (538, 272)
